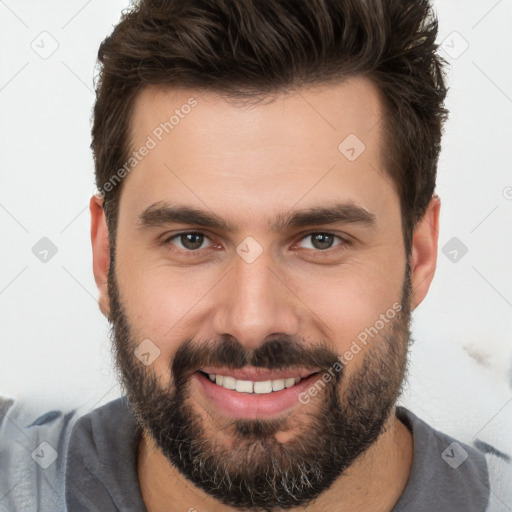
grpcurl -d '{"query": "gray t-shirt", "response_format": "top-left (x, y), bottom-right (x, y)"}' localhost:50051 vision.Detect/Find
top-left (1, 396), bottom-right (510, 511)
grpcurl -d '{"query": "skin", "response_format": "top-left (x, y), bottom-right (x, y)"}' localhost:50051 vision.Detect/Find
top-left (90, 75), bottom-right (440, 511)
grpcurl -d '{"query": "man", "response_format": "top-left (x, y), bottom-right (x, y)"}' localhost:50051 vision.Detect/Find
top-left (0, 0), bottom-right (510, 511)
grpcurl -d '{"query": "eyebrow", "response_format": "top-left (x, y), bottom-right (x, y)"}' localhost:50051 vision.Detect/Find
top-left (136, 201), bottom-right (376, 232)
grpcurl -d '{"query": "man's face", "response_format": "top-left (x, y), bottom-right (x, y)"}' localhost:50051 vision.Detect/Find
top-left (107, 77), bottom-right (411, 510)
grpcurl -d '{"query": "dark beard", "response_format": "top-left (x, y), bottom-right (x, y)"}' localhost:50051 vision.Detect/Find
top-left (107, 260), bottom-right (412, 511)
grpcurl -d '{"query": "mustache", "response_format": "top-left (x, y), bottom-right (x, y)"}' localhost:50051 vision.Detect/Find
top-left (171, 334), bottom-right (342, 386)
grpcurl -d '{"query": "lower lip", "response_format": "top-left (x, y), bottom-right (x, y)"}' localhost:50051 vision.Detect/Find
top-left (193, 371), bottom-right (323, 419)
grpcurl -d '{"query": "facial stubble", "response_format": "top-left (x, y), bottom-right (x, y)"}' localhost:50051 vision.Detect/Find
top-left (107, 260), bottom-right (412, 511)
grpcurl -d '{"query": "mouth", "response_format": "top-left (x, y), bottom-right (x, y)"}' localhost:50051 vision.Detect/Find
top-left (194, 368), bottom-right (324, 419)
top-left (197, 370), bottom-right (321, 395)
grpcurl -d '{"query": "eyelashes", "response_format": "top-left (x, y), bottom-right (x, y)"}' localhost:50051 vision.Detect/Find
top-left (161, 230), bottom-right (351, 259)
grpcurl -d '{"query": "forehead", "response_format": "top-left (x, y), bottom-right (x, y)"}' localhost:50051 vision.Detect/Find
top-left (119, 77), bottom-right (396, 230)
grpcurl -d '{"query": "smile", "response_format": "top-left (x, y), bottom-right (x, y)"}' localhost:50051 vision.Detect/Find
top-left (199, 371), bottom-right (311, 395)
top-left (194, 369), bottom-right (323, 419)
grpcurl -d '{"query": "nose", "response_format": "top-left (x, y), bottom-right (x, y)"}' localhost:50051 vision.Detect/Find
top-left (212, 244), bottom-right (301, 350)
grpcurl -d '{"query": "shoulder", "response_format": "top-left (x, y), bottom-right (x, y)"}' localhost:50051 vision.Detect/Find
top-left (473, 437), bottom-right (512, 512)
top-left (0, 396), bottom-right (139, 512)
top-left (393, 407), bottom-right (487, 511)
top-left (65, 396), bottom-right (146, 511)
top-left (0, 395), bottom-right (80, 512)
top-left (394, 406), bottom-right (511, 512)
top-left (66, 395), bottom-right (136, 458)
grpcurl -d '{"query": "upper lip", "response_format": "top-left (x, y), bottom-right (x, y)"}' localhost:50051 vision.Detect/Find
top-left (199, 366), bottom-right (320, 381)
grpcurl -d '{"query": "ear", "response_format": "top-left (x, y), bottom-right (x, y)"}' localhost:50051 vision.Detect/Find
top-left (409, 195), bottom-right (441, 310)
top-left (90, 194), bottom-right (111, 318)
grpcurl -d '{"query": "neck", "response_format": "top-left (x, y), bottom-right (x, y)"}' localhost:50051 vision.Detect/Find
top-left (137, 407), bottom-right (413, 512)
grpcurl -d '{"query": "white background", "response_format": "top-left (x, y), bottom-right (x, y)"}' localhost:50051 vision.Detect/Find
top-left (0, 0), bottom-right (511, 451)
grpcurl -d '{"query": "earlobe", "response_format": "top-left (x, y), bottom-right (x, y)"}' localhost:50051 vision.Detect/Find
top-left (90, 194), bottom-right (111, 318)
top-left (409, 195), bottom-right (441, 311)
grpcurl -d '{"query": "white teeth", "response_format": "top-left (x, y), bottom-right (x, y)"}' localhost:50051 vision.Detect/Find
top-left (254, 380), bottom-right (273, 394)
top-left (272, 379), bottom-right (285, 391)
top-left (235, 380), bottom-right (254, 393)
top-left (222, 375), bottom-right (236, 390)
top-left (285, 377), bottom-right (296, 388)
top-left (204, 372), bottom-right (303, 394)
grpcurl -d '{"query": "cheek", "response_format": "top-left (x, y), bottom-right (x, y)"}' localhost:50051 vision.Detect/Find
top-left (290, 260), bottom-right (403, 348)
top-left (115, 258), bottom-right (219, 346)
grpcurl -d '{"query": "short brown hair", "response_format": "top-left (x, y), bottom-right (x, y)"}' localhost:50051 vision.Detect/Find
top-left (92, 0), bottom-right (448, 258)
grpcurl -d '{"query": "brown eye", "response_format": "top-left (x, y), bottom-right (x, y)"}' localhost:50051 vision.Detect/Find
top-left (179, 233), bottom-right (205, 250)
top-left (298, 232), bottom-right (344, 251)
top-left (163, 231), bottom-right (212, 253)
